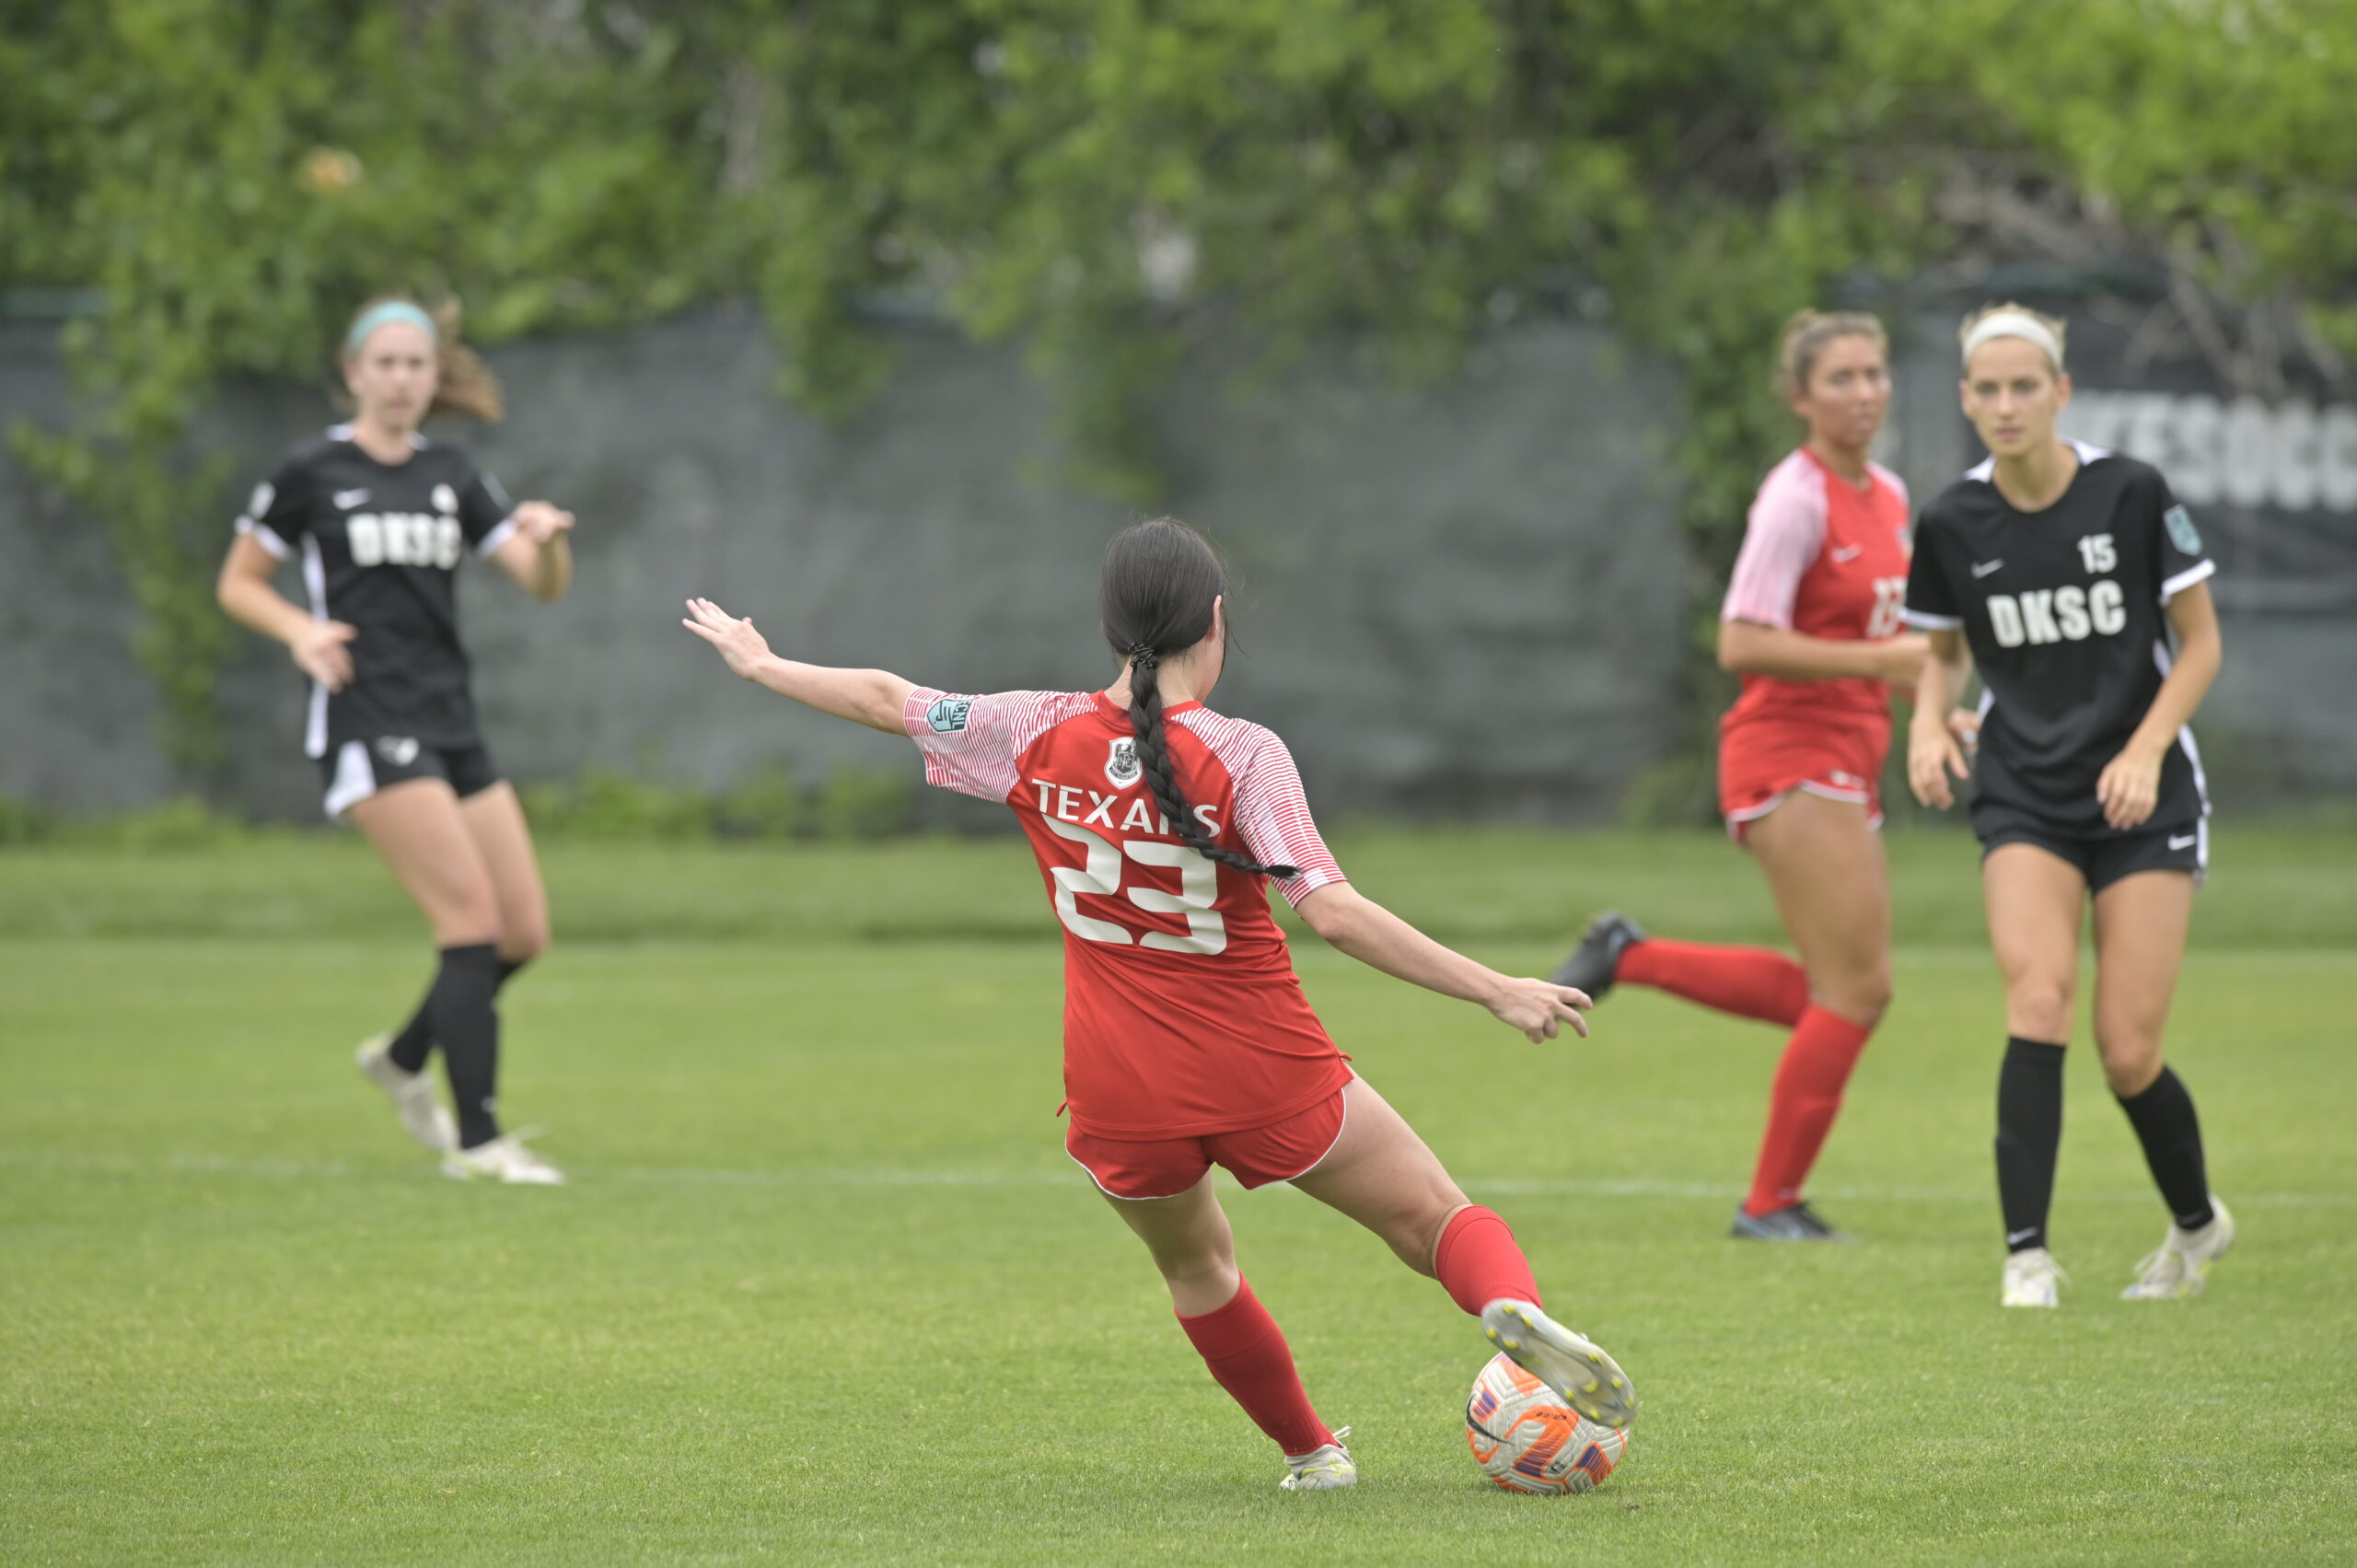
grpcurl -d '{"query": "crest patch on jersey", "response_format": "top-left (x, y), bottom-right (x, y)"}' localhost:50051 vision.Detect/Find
top-left (1106, 738), bottom-right (1142, 787)
top-left (925, 696), bottom-right (972, 734)
top-left (375, 736), bottom-right (421, 766)
top-left (432, 483), bottom-right (458, 516)
top-left (2163, 504), bottom-right (2202, 555)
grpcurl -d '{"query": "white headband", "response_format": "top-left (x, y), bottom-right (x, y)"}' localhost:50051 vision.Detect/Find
top-left (1962, 311), bottom-right (2063, 371)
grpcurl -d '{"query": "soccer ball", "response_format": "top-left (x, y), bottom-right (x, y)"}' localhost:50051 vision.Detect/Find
top-left (1465, 1352), bottom-right (1630, 1494)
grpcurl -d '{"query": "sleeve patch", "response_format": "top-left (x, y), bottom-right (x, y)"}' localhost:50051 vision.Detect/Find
top-left (2163, 504), bottom-right (2202, 554)
top-left (925, 696), bottom-right (973, 734)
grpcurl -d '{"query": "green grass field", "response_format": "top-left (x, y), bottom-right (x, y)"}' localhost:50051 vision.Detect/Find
top-left (5, 829), bottom-right (2353, 1565)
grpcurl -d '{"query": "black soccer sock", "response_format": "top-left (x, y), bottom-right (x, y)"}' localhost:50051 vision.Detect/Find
top-left (384, 954), bottom-right (530, 1074)
top-left (1995, 1037), bottom-right (2066, 1253)
top-left (425, 943), bottom-right (505, 1150)
top-left (2115, 1066), bottom-right (2215, 1232)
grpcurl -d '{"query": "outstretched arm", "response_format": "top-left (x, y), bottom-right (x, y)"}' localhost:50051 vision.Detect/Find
top-left (681, 598), bottom-right (915, 734)
top-left (1294, 882), bottom-right (1589, 1045)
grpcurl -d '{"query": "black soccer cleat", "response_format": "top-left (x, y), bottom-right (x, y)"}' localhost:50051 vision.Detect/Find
top-left (1730, 1202), bottom-right (1853, 1242)
top-left (1549, 912), bottom-right (1648, 1001)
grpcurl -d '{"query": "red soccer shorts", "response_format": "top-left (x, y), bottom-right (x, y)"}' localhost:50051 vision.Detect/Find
top-left (1718, 712), bottom-right (1890, 843)
top-left (1066, 1086), bottom-right (1351, 1200)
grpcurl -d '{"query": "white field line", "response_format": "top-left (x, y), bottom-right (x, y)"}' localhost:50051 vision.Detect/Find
top-left (1, 1147), bottom-right (2353, 1207)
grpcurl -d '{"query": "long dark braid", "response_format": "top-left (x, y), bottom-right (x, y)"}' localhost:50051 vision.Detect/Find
top-left (1103, 519), bottom-right (1297, 880)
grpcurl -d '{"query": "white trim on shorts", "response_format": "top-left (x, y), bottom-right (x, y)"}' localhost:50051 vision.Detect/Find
top-left (1724, 780), bottom-right (1882, 841)
top-left (322, 740), bottom-right (378, 820)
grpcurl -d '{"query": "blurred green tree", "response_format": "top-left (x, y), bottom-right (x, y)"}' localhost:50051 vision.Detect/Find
top-left (5, 0), bottom-right (2351, 793)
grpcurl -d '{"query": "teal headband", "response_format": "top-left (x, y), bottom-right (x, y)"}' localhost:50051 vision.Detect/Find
top-left (345, 301), bottom-right (437, 355)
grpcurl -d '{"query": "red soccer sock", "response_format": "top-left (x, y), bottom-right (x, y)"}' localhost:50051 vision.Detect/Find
top-left (1433, 1205), bottom-right (1543, 1318)
top-left (1176, 1278), bottom-right (1334, 1457)
top-left (1744, 1005), bottom-right (1875, 1216)
top-left (1618, 937), bottom-right (1809, 1027)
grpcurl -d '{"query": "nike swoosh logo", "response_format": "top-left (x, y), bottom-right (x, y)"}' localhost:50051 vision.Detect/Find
top-left (2169, 834), bottom-right (2199, 851)
top-left (1830, 544), bottom-right (1863, 563)
top-left (333, 489), bottom-right (370, 508)
top-left (2007, 1229), bottom-right (2038, 1245)
top-left (1971, 559), bottom-right (2004, 577)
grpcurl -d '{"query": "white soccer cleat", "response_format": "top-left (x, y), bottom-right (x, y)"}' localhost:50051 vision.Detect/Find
top-left (1278, 1427), bottom-right (1355, 1492)
top-left (2121, 1198), bottom-right (2235, 1300)
top-left (1480, 1299), bottom-right (1636, 1431)
top-left (355, 1035), bottom-right (456, 1153)
top-left (2001, 1247), bottom-right (2067, 1308)
top-left (442, 1132), bottom-right (565, 1186)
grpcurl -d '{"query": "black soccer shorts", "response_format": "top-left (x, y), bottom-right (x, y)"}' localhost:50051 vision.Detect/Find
top-left (315, 734), bottom-right (503, 819)
top-left (1972, 797), bottom-right (2205, 892)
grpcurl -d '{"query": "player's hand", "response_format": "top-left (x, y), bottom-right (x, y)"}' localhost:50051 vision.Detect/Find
top-left (290, 620), bottom-right (357, 691)
top-left (1908, 717), bottom-right (1967, 809)
top-left (1487, 977), bottom-right (1591, 1044)
top-left (682, 598), bottom-right (774, 679)
top-left (1946, 707), bottom-right (1980, 757)
top-left (1875, 633), bottom-right (1932, 686)
top-left (2096, 744), bottom-right (2164, 830)
top-left (513, 500), bottom-right (575, 545)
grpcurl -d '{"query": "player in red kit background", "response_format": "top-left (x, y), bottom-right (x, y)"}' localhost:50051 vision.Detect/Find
top-left (684, 517), bottom-right (1635, 1491)
top-left (1551, 310), bottom-right (1948, 1241)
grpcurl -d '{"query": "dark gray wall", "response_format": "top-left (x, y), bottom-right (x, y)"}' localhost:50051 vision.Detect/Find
top-left (1, 306), bottom-right (1690, 821)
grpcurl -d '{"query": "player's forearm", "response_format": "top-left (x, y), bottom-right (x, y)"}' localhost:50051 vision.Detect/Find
top-left (523, 536), bottom-right (571, 602)
top-left (1910, 639), bottom-right (1967, 734)
top-left (743, 656), bottom-right (912, 733)
top-left (1717, 621), bottom-right (1892, 682)
top-left (1309, 891), bottom-right (1511, 1009)
top-left (2123, 625), bottom-right (2220, 761)
top-left (217, 571), bottom-right (316, 645)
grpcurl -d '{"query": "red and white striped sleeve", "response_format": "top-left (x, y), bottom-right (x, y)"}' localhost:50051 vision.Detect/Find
top-left (901, 688), bottom-right (1087, 802)
top-left (1177, 712), bottom-right (1346, 906)
top-left (1720, 451), bottom-right (1827, 629)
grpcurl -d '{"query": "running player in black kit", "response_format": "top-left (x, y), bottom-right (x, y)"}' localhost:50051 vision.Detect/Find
top-left (1905, 303), bottom-right (2231, 1307)
top-left (216, 297), bottom-right (575, 1184)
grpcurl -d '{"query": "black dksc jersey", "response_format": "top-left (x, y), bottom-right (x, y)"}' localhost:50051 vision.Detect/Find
top-left (233, 424), bottom-right (517, 758)
top-left (1903, 443), bottom-right (2216, 836)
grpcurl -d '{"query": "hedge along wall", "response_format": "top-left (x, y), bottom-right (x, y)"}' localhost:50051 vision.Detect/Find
top-left (0, 306), bottom-right (1690, 821)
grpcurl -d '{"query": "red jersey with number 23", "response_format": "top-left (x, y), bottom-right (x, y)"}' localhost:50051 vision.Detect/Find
top-left (903, 687), bottom-right (1354, 1141)
top-left (1721, 447), bottom-right (1912, 728)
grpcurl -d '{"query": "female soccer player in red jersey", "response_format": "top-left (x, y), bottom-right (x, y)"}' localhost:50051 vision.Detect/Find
top-left (683, 518), bottom-right (1635, 1491)
top-left (1551, 310), bottom-right (1934, 1241)
top-left (216, 297), bottom-right (576, 1184)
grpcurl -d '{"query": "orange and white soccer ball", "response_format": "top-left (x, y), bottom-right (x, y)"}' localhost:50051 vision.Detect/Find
top-left (1465, 1352), bottom-right (1630, 1494)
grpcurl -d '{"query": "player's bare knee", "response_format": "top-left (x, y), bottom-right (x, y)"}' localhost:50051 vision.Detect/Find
top-left (1816, 965), bottom-right (1891, 1027)
top-left (2096, 1034), bottom-right (2164, 1096)
top-left (501, 920), bottom-right (551, 963)
top-left (2007, 980), bottom-right (2074, 1043)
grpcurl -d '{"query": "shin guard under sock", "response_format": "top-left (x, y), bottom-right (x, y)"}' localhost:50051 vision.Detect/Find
top-left (1433, 1205), bottom-right (1542, 1317)
top-left (426, 943), bottom-right (505, 1149)
top-left (1175, 1278), bottom-right (1334, 1457)
top-left (1995, 1037), bottom-right (2066, 1253)
top-left (385, 954), bottom-right (530, 1074)
top-left (1617, 939), bottom-right (1809, 1027)
top-left (2116, 1066), bottom-right (2215, 1231)
top-left (1743, 1005), bottom-right (1874, 1216)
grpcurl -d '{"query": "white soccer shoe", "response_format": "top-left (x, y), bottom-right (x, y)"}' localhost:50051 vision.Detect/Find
top-left (1279, 1428), bottom-right (1355, 1492)
top-left (2121, 1199), bottom-right (2235, 1300)
top-left (1480, 1299), bottom-right (1637, 1431)
top-left (355, 1036), bottom-right (456, 1153)
top-left (2001, 1247), bottom-right (2068, 1308)
top-left (442, 1132), bottom-right (565, 1186)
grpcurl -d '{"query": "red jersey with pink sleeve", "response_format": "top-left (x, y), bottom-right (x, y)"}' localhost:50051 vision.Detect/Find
top-left (1720, 447), bottom-right (1912, 728)
top-left (903, 686), bottom-right (1355, 1140)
